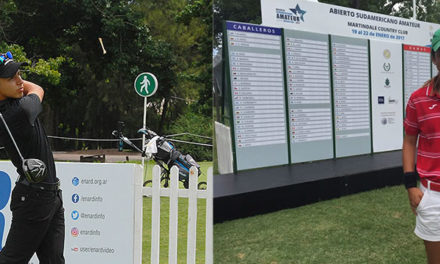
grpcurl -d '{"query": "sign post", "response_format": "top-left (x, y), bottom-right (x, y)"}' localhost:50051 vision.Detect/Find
top-left (134, 72), bottom-right (158, 183)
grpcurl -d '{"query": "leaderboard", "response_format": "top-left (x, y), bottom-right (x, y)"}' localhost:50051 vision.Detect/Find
top-left (331, 36), bottom-right (371, 158)
top-left (226, 21), bottom-right (289, 171)
top-left (403, 45), bottom-right (431, 108)
top-left (284, 30), bottom-right (333, 163)
top-left (224, 21), bottom-right (437, 172)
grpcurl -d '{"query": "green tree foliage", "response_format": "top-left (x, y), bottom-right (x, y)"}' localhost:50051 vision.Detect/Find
top-left (167, 112), bottom-right (212, 161)
top-left (175, 0), bottom-right (213, 117)
top-left (134, 0), bottom-right (213, 160)
top-left (214, 0), bottom-right (262, 46)
top-left (0, 0), bottom-right (211, 158)
top-left (135, 0), bottom-right (212, 120)
top-left (175, 0), bottom-right (213, 161)
top-left (0, 43), bottom-right (64, 88)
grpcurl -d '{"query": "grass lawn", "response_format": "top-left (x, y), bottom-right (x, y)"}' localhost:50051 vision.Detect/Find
top-left (142, 161), bottom-right (212, 264)
top-left (214, 185), bottom-right (426, 264)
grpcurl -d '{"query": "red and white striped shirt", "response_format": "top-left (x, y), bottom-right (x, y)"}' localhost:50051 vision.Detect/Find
top-left (405, 82), bottom-right (440, 182)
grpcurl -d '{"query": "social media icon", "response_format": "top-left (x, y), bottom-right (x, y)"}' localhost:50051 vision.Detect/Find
top-left (71, 227), bottom-right (79, 237)
top-left (71, 210), bottom-right (79, 220)
top-left (72, 194), bottom-right (79, 203)
top-left (72, 177), bottom-right (79, 186)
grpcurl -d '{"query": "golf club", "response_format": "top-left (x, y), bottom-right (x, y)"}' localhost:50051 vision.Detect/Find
top-left (112, 130), bottom-right (144, 154)
top-left (0, 112), bottom-right (47, 183)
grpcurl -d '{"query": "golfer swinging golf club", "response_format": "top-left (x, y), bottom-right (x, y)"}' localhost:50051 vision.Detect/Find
top-left (0, 51), bottom-right (65, 263)
top-left (403, 29), bottom-right (440, 264)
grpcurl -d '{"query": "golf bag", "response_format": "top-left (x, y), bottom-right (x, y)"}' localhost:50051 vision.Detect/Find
top-left (113, 128), bottom-right (203, 189)
top-left (155, 139), bottom-right (201, 182)
top-left (141, 128), bottom-right (202, 188)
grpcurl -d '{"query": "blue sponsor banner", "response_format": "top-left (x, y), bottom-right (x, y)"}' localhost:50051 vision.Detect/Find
top-left (226, 21), bottom-right (281, 36)
top-left (0, 171), bottom-right (11, 251)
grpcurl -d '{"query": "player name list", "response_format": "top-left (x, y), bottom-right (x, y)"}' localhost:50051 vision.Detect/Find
top-left (404, 45), bottom-right (431, 106)
top-left (285, 37), bottom-right (332, 143)
top-left (228, 30), bottom-right (287, 148)
top-left (332, 42), bottom-right (370, 138)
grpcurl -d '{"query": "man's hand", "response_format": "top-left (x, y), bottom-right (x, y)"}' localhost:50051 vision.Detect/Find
top-left (408, 187), bottom-right (424, 215)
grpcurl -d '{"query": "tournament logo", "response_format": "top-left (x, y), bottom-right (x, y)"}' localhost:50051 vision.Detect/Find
top-left (383, 63), bottom-right (391, 72)
top-left (276, 4), bottom-right (306, 24)
top-left (383, 49), bottom-right (391, 59)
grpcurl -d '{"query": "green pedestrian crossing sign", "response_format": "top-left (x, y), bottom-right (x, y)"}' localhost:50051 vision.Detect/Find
top-left (134, 72), bottom-right (158, 97)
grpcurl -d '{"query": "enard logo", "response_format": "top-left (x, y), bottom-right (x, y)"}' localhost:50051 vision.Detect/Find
top-left (276, 4), bottom-right (306, 24)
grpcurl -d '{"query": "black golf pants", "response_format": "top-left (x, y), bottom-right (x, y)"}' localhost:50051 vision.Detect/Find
top-left (0, 184), bottom-right (65, 264)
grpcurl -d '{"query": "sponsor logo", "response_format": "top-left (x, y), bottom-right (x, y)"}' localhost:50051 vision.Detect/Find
top-left (429, 104), bottom-right (437, 110)
top-left (378, 96), bottom-right (385, 104)
top-left (388, 97), bottom-right (398, 104)
top-left (384, 78), bottom-right (391, 88)
top-left (72, 194), bottom-right (79, 203)
top-left (0, 172), bottom-right (11, 251)
top-left (276, 4), bottom-right (306, 24)
top-left (71, 247), bottom-right (79, 252)
top-left (381, 118), bottom-right (388, 125)
top-left (71, 227), bottom-right (79, 237)
top-left (72, 177), bottom-right (79, 186)
top-left (383, 49), bottom-right (391, 59)
top-left (383, 63), bottom-right (391, 72)
top-left (71, 210), bottom-right (79, 220)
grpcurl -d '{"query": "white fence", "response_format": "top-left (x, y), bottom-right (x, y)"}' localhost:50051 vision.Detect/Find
top-left (142, 165), bottom-right (213, 264)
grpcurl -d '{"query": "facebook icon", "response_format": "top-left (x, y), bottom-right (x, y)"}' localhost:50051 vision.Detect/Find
top-left (72, 194), bottom-right (79, 204)
top-left (0, 171), bottom-right (11, 251)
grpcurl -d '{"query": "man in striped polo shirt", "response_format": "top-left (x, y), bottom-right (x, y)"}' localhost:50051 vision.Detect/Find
top-left (403, 29), bottom-right (440, 264)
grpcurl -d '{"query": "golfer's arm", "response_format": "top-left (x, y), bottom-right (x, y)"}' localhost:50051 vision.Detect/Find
top-left (23, 80), bottom-right (44, 102)
top-left (402, 134), bottom-right (418, 173)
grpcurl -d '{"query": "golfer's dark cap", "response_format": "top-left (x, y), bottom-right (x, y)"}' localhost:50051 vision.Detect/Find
top-left (0, 51), bottom-right (28, 78)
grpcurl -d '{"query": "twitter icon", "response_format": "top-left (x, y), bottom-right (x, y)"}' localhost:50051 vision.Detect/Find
top-left (71, 210), bottom-right (79, 220)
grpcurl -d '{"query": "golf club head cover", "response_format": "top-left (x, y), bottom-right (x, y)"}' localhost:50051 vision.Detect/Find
top-left (22, 159), bottom-right (47, 183)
